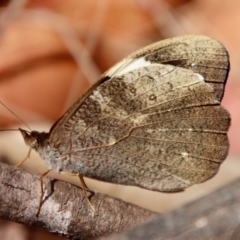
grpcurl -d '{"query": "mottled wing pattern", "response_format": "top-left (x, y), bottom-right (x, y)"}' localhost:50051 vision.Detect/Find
top-left (49, 35), bottom-right (230, 192)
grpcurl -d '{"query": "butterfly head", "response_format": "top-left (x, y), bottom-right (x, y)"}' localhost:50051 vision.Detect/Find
top-left (19, 128), bottom-right (49, 150)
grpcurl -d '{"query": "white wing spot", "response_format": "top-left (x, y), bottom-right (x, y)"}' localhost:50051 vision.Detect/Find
top-left (106, 57), bottom-right (152, 77)
top-left (194, 218), bottom-right (208, 228)
top-left (149, 94), bottom-right (157, 101)
top-left (195, 73), bottom-right (205, 81)
top-left (181, 152), bottom-right (188, 158)
top-left (108, 136), bottom-right (116, 145)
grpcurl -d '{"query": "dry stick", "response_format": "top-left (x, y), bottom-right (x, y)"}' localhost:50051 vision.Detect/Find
top-left (0, 162), bottom-right (156, 240)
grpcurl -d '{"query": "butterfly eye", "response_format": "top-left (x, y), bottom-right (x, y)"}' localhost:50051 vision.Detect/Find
top-left (30, 138), bottom-right (38, 148)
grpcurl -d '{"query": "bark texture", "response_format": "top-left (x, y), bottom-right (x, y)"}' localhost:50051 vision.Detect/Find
top-left (0, 162), bottom-right (156, 240)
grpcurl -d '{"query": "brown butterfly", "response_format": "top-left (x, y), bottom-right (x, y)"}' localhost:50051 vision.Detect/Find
top-left (19, 35), bottom-right (230, 215)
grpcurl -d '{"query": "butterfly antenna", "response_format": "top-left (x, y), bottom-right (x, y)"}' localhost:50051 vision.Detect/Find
top-left (0, 100), bottom-right (32, 131)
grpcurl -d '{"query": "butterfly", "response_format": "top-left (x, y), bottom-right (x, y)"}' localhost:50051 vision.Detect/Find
top-left (19, 35), bottom-right (230, 214)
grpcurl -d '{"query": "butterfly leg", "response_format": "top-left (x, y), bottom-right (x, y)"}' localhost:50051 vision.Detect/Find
top-left (60, 172), bottom-right (95, 212)
top-left (15, 148), bottom-right (31, 167)
top-left (36, 169), bottom-right (51, 217)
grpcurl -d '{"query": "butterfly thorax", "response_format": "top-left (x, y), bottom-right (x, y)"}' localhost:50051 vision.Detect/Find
top-left (19, 128), bottom-right (65, 172)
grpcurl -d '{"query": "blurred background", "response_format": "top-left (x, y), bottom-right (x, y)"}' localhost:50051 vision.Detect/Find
top-left (0, 0), bottom-right (239, 239)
